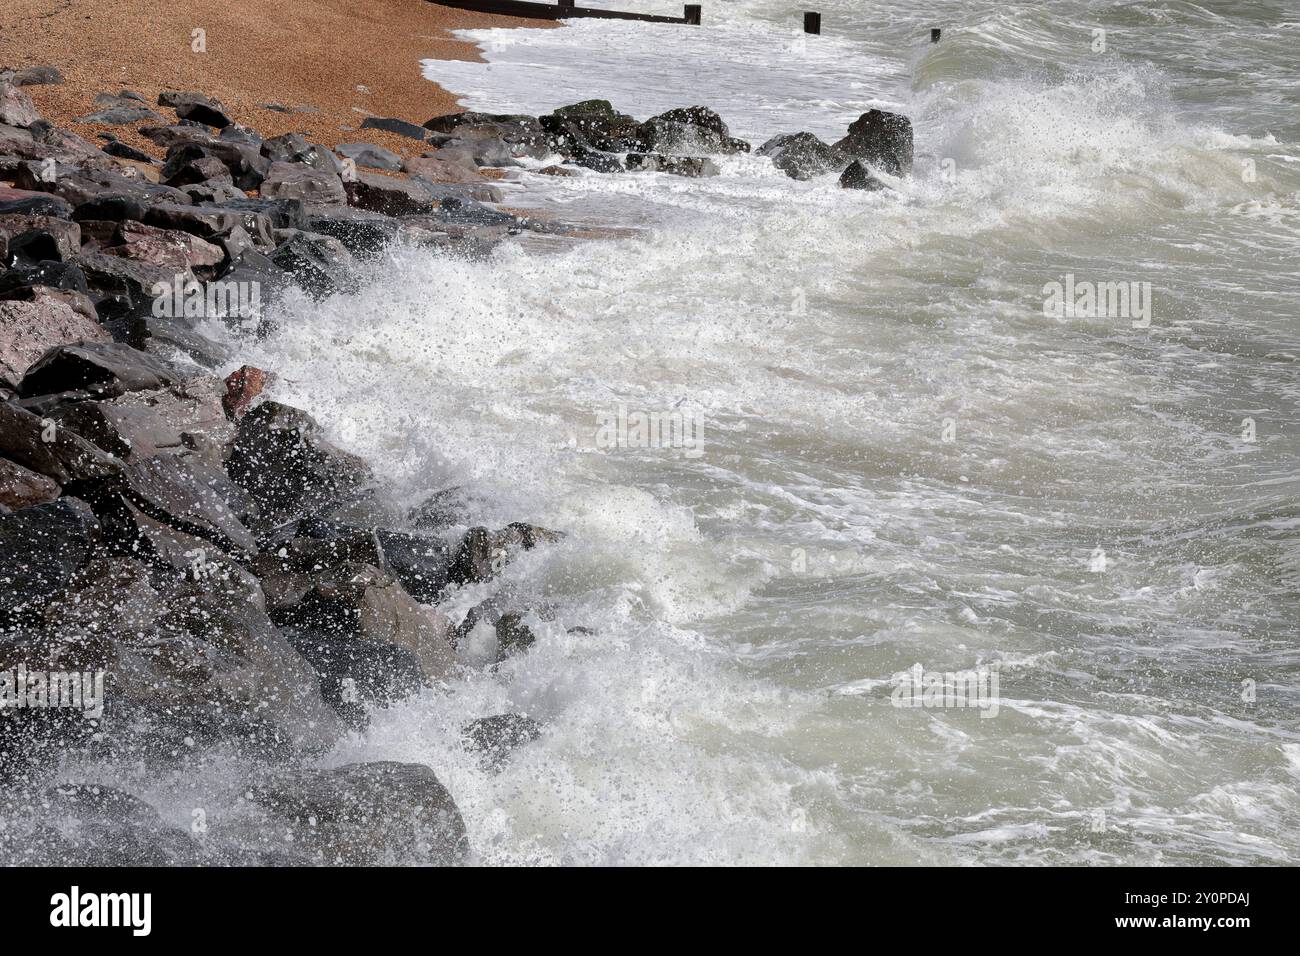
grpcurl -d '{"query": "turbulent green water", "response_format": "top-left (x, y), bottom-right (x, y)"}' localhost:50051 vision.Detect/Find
top-left (219, 0), bottom-right (1300, 864)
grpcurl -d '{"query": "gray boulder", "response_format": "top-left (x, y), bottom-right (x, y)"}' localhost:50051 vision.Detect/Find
top-left (251, 762), bottom-right (468, 865)
top-left (757, 131), bottom-right (844, 180)
top-left (832, 109), bottom-right (913, 175)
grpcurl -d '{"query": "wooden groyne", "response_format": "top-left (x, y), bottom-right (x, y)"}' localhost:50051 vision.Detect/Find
top-left (426, 0), bottom-right (701, 25)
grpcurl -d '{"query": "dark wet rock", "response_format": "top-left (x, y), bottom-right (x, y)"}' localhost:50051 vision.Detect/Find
top-left (447, 522), bottom-right (565, 586)
top-left (832, 108), bottom-right (913, 176)
top-left (406, 196), bottom-right (517, 231)
top-left (172, 99), bottom-right (233, 130)
top-left (0, 79), bottom-right (41, 128)
top-left (359, 116), bottom-right (429, 141)
top-left (439, 125), bottom-right (548, 163)
top-left (260, 161), bottom-right (346, 206)
top-left (142, 202), bottom-right (275, 245)
top-left (0, 785), bottom-right (204, 866)
top-left (99, 138), bottom-right (155, 164)
top-left (625, 152), bottom-right (719, 178)
top-left (0, 297), bottom-right (109, 388)
top-left (251, 761), bottom-right (468, 865)
top-left (225, 400), bottom-right (370, 528)
top-left (0, 261), bottom-right (89, 300)
top-left (343, 170), bottom-right (434, 216)
top-left (12, 160), bottom-right (190, 209)
top-left (304, 206), bottom-right (402, 259)
top-left (637, 106), bottom-right (747, 155)
top-left (422, 181), bottom-right (504, 204)
top-left (154, 134), bottom-right (268, 191)
top-left (219, 196), bottom-right (309, 232)
top-left (494, 611), bottom-right (537, 660)
top-left (0, 401), bottom-right (124, 487)
top-left (462, 714), bottom-right (542, 771)
top-left (0, 184), bottom-right (73, 218)
top-left (97, 465), bottom-right (255, 565)
top-left (285, 627), bottom-right (423, 727)
top-left (839, 159), bottom-right (889, 191)
top-left (162, 153), bottom-right (232, 188)
top-left (0, 211), bottom-right (77, 257)
top-left (536, 164), bottom-right (578, 178)
top-left (136, 123), bottom-right (211, 149)
top-left (181, 181), bottom-right (246, 206)
top-left (757, 131), bottom-right (845, 180)
top-left (71, 193), bottom-right (147, 223)
top-left (425, 110), bottom-right (543, 138)
top-left (219, 125), bottom-right (263, 148)
top-left (208, 249), bottom-right (295, 336)
top-left (539, 100), bottom-right (641, 153)
top-left (337, 142), bottom-right (402, 172)
top-left (259, 552), bottom-right (455, 682)
top-left (0, 498), bottom-right (100, 627)
top-left (48, 378), bottom-right (232, 463)
top-left (68, 251), bottom-right (191, 341)
top-left (44, 551), bottom-right (346, 755)
top-left (374, 528), bottom-right (451, 603)
top-left (567, 144), bottom-right (623, 174)
top-left (427, 136), bottom-right (517, 171)
top-left (18, 341), bottom-right (182, 400)
top-left (0, 458), bottom-right (60, 509)
top-left (24, 122), bottom-right (106, 161)
top-left (259, 133), bottom-right (339, 174)
top-left (409, 486), bottom-right (470, 530)
top-left (268, 230), bottom-right (355, 299)
top-left (1, 218), bottom-right (81, 265)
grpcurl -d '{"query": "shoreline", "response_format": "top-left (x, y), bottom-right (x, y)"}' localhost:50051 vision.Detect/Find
top-left (1, 0), bottom-right (555, 159)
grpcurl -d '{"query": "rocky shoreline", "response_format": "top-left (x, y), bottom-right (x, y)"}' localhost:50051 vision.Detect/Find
top-left (0, 67), bottom-right (912, 864)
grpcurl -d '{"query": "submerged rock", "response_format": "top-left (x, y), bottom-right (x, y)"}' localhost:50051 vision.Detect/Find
top-left (757, 131), bottom-right (843, 180)
top-left (462, 714), bottom-right (542, 771)
top-left (625, 153), bottom-right (719, 178)
top-left (447, 522), bottom-right (565, 586)
top-left (839, 160), bottom-right (888, 191)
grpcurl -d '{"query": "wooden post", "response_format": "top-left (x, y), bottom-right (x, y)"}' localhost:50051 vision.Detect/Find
top-left (684, 4), bottom-right (700, 24)
top-left (930, 27), bottom-right (941, 42)
top-left (804, 12), bottom-right (821, 34)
